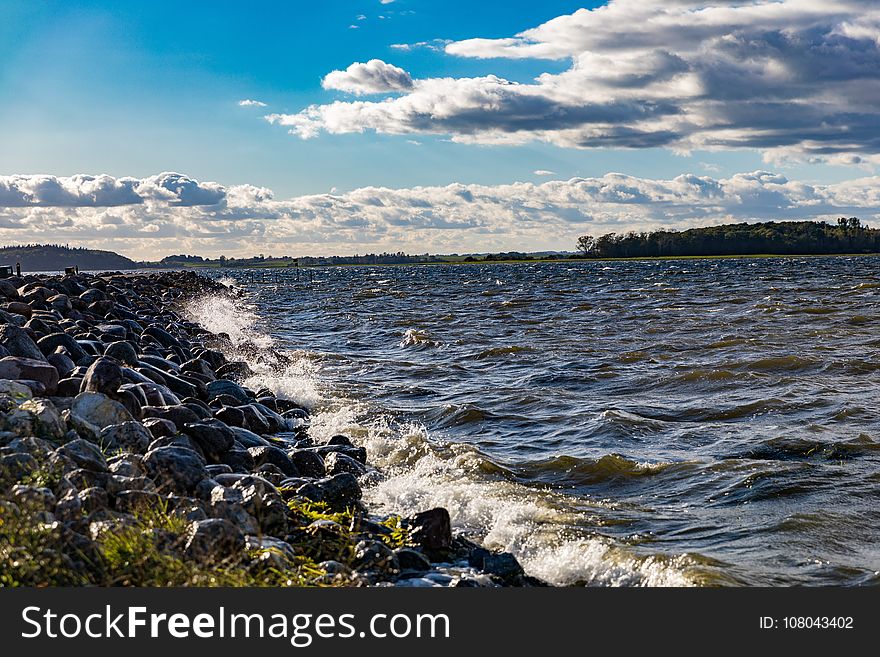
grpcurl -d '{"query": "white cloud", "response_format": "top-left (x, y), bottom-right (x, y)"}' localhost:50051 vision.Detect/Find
top-left (534, 170), bottom-right (555, 176)
top-left (268, 1), bottom-right (880, 163)
top-left (2, 170), bottom-right (880, 259)
top-left (238, 99), bottom-right (267, 107)
top-left (380, 0), bottom-right (395, 4)
top-left (320, 59), bottom-right (413, 95)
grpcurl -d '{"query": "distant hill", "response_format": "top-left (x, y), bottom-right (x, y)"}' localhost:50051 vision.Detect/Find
top-left (0, 244), bottom-right (140, 272)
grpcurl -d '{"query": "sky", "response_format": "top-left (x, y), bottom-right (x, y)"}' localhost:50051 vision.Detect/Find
top-left (1, 0), bottom-right (880, 259)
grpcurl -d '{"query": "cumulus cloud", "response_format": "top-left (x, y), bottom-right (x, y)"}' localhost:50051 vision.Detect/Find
top-left (238, 99), bottom-right (267, 107)
top-left (1, 170), bottom-right (880, 259)
top-left (534, 170), bottom-right (555, 176)
top-left (321, 59), bottom-right (413, 95)
top-left (267, 0), bottom-right (880, 163)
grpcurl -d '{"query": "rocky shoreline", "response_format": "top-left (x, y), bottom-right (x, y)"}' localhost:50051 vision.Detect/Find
top-left (0, 270), bottom-right (544, 587)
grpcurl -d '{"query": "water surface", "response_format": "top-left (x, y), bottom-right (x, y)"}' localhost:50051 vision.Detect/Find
top-left (195, 257), bottom-right (880, 586)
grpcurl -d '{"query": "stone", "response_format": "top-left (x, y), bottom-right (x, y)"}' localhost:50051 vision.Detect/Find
top-left (247, 445), bottom-right (299, 477)
top-left (79, 357), bottom-right (124, 396)
top-left (113, 489), bottom-right (162, 514)
top-left (0, 356), bottom-right (59, 394)
top-left (142, 417), bottom-right (177, 438)
top-left (140, 404), bottom-right (201, 429)
top-left (69, 392), bottom-right (135, 440)
top-left (470, 551), bottom-right (525, 582)
top-left (5, 301), bottom-right (33, 319)
top-left (296, 473), bottom-right (362, 511)
top-left (394, 548), bottom-right (432, 573)
top-left (216, 361), bottom-right (253, 380)
top-left (184, 518), bottom-right (244, 561)
top-left (37, 333), bottom-right (88, 363)
top-left (47, 352), bottom-right (76, 378)
top-left (228, 475), bottom-right (288, 535)
top-left (289, 449), bottom-right (325, 478)
top-left (10, 484), bottom-right (56, 512)
top-left (56, 439), bottom-right (108, 472)
top-left (143, 325), bottom-right (181, 349)
top-left (143, 445), bottom-right (208, 493)
top-left (0, 398), bottom-right (65, 440)
top-left (104, 341), bottom-right (139, 366)
top-left (0, 324), bottom-right (46, 361)
top-left (228, 426), bottom-right (269, 448)
top-left (46, 294), bottom-right (72, 313)
top-left (408, 507), bottom-right (452, 551)
top-left (57, 377), bottom-right (84, 396)
top-left (323, 451), bottom-right (367, 476)
top-left (182, 421), bottom-right (236, 462)
top-left (352, 540), bottom-right (400, 576)
top-left (220, 447), bottom-right (255, 473)
top-left (237, 404), bottom-right (271, 434)
top-left (98, 421), bottom-right (153, 454)
top-left (106, 474), bottom-right (155, 496)
top-left (77, 487), bottom-right (109, 513)
top-left (206, 379), bottom-right (251, 404)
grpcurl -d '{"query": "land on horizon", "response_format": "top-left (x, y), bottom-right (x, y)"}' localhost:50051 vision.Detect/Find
top-left (1, 219), bottom-right (878, 273)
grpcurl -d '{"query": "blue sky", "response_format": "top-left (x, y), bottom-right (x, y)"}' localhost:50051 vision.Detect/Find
top-left (1, 1), bottom-right (879, 258)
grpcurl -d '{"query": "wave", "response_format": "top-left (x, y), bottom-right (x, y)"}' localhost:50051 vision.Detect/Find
top-left (515, 453), bottom-right (697, 488)
top-left (400, 328), bottom-right (442, 348)
top-left (471, 345), bottom-right (535, 359)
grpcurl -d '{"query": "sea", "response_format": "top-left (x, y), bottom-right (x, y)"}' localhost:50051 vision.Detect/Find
top-left (186, 256), bottom-right (880, 586)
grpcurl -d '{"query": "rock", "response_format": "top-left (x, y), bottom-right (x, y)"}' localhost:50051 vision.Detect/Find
top-left (247, 445), bottom-right (299, 477)
top-left (395, 548), bottom-right (432, 573)
top-left (46, 294), bottom-right (72, 313)
top-left (228, 426), bottom-right (269, 449)
top-left (56, 439), bottom-right (108, 472)
top-left (57, 377), bottom-right (83, 396)
top-left (108, 455), bottom-right (146, 478)
top-left (113, 489), bottom-right (162, 514)
top-left (216, 361), bottom-right (253, 380)
top-left (327, 435), bottom-right (354, 447)
top-left (143, 325), bottom-right (181, 349)
top-left (289, 449), bottom-right (325, 478)
top-left (352, 540), bottom-right (400, 576)
top-left (469, 551), bottom-right (525, 582)
top-left (220, 447), bottom-right (256, 473)
top-left (206, 379), bottom-right (251, 404)
top-left (142, 417), bottom-right (177, 438)
top-left (106, 474), bottom-right (155, 496)
top-left (0, 398), bottom-right (65, 440)
top-left (80, 357), bottom-right (124, 396)
top-left (140, 404), bottom-right (200, 429)
top-left (143, 445), bottom-right (208, 493)
top-left (0, 356), bottom-right (59, 394)
top-left (299, 444), bottom-right (367, 464)
top-left (0, 324), bottom-right (46, 361)
top-left (409, 507), bottom-right (452, 551)
top-left (69, 392), bottom-right (135, 440)
top-left (10, 484), bottom-right (56, 511)
top-left (229, 475), bottom-right (288, 535)
top-left (213, 406), bottom-right (245, 428)
top-left (181, 358), bottom-right (215, 380)
top-left (323, 451), bottom-right (367, 476)
top-left (37, 333), bottom-right (88, 363)
top-left (77, 487), bottom-right (109, 513)
top-left (0, 452), bottom-right (38, 483)
top-left (4, 301), bottom-right (33, 319)
top-left (296, 473), bottom-right (362, 511)
top-left (237, 404), bottom-right (271, 434)
top-left (47, 352), bottom-right (76, 379)
top-left (98, 421), bottom-right (153, 454)
top-left (184, 518), bottom-right (244, 561)
top-left (104, 341), bottom-right (139, 366)
top-left (182, 421), bottom-right (235, 462)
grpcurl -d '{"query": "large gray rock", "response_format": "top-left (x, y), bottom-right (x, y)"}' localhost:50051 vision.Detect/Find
top-left (70, 392), bottom-right (135, 440)
top-left (0, 356), bottom-right (59, 394)
top-left (98, 421), bottom-right (153, 454)
top-left (323, 451), bottom-right (367, 476)
top-left (37, 332), bottom-right (88, 363)
top-left (182, 421), bottom-right (235, 462)
top-left (206, 379), bottom-right (250, 404)
top-left (104, 341), bottom-right (139, 366)
top-left (143, 445), bottom-right (208, 493)
top-left (56, 438), bottom-right (108, 473)
top-left (80, 357), bottom-right (124, 396)
top-left (0, 325), bottom-right (45, 361)
top-left (408, 507), bottom-right (452, 551)
top-left (296, 473), bottom-right (362, 511)
top-left (184, 518), bottom-right (244, 561)
top-left (0, 397), bottom-right (65, 440)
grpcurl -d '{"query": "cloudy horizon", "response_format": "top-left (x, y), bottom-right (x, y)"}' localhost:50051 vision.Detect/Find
top-left (2, 0), bottom-right (879, 259)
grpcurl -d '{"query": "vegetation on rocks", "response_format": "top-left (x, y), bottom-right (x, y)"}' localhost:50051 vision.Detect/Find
top-left (0, 269), bottom-right (536, 587)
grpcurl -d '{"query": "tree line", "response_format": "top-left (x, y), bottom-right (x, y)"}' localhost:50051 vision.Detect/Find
top-left (576, 219), bottom-right (880, 258)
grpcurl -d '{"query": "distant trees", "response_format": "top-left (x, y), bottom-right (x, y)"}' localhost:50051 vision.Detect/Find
top-left (575, 219), bottom-right (880, 258)
top-left (0, 244), bottom-right (137, 272)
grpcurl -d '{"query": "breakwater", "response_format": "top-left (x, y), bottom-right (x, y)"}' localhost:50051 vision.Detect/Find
top-left (0, 270), bottom-right (539, 587)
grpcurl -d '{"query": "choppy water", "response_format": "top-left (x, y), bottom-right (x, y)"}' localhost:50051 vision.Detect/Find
top-left (193, 257), bottom-right (880, 586)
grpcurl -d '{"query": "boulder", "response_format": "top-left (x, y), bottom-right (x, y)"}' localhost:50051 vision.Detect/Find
top-left (69, 392), bottom-right (135, 440)
top-left (408, 507), bottom-right (452, 551)
top-left (182, 421), bottom-right (235, 462)
top-left (0, 357), bottom-right (59, 394)
top-left (184, 518), bottom-right (244, 561)
top-left (104, 341), bottom-right (139, 366)
top-left (98, 421), bottom-right (153, 454)
top-left (143, 445), bottom-right (208, 493)
top-left (37, 333), bottom-right (88, 363)
top-left (296, 473), bottom-right (362, 511)
top-left (0, 324), bottom-right (46, 361)
top-left (79, 357), bottom-right (124, 396)
top-left (56, 438), bottom-right (108, 473)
